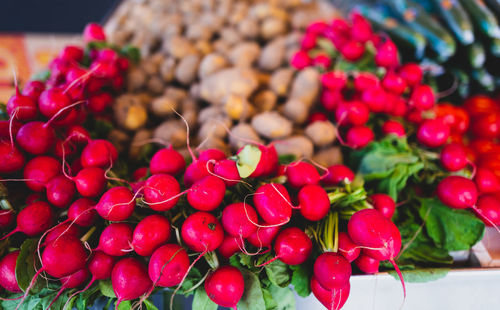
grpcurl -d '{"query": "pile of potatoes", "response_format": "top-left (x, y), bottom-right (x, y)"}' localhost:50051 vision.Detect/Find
top-left (104, 0), bottom-right (343, 167)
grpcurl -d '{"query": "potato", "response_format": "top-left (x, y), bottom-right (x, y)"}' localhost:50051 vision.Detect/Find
top-left (251, 111), bottom-right (292, 139)
top-left (150, 96), bottom-right (178, 117)
top-left (199, 68), bottom-right (259, 105)
top-left (153, 120), bottom-right (187, 148)
top-left (146, 75), bottom-right (165, 95)
top-left (198, 53), bottom-right (228, 78)
top-left (128, 129), bottom-right (152, 160)
top-left (175, 54), bottom-right (201, 85)
top-left (312, 147), bottom-right (343, 168)
top-left (252, 90), bottom-right (277, 112)
top-left (258, 37), bottom-right (286, 71)
top-left (304, 121), bottom-right (337, 147)
top-left (229, 42), bottom-right (261, 67)
top-left (223, 94), bottom-right (255, 120)
top-left (282, 98), bottom-right (309, 124)
top-left (114, 95), bottom-right (148, 131)
top-left (229, 123), bottom-right (263, 150)
top-left (269, 68), bottom-right (294, 96)
top-left (290, 67), bottom-right (320, 107)
top-left (160, 57), bottom-right (176, 82)
top-left (274, 135), bottom-right (314, 159)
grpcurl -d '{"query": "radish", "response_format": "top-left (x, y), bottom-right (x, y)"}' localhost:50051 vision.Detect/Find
top-left (321, 71), bottom-right (347, 90)
top-left (87, 92), bottom-right (113, 114)
top-left (361, 87), bottom-right (387, 112)
top-left (43, 223), bottom-right (80, 245)
top-left (244, 144), bottom-right (278, 178)
top-left (144, 174), bottom-right (181, 211)
top-left (83, 23), bottom-right (106, 42)
top-left (16, 121), bottom-right (56, 155)
top-left (59, 45), bottom-right (84, 62)
top-left (0, 120), bottom-right (21, 139)
top-left (474, 195), bottom-right (500, 226)
top-left (409, 85), bottom-right (435, 110)
top-left (382, 120), bottom-right (405, 137)
top-left (298, 185), bottom-right (330, 221)
top-left (417, 119), bottom-right (450, 148)
top-left (97, 223), bottom-right (133, 256)
top-left (266, 227), bottom-right (312, 265)
top-left (302, 33), bottom-right (318, 50)
top-left (23, 156), bottom-right (60, 192)
top-left (0, 141), bottom-right (25, 174)
top-left (1, 201), bottom-right (53, 240)
top-left (148, 244), bottom-right (189, 287)
top-left (38, 88), bottom-right (72, 119)
top-left (218, 235), bottom-right (243, 259)
top-left (291, 50), bottom-right (311, 69)
top-left (354, 72), bottom-right (379, 92)
top-left (0, 251), bottom-right (21, 293)
top-left (355, 253), bottom-right (380, 274)
top-left (222, 202), bottom-right (258, 238)
top-left (45, 175), bottom-right (76, 208)
top-left (375, 40), bottom-right (399, 68)
top-left (338, 232), bottom-right (360, 262)
top-left (369, 194), bottom-right (396, 218)
top-left (314, 252), bottom-right (351, 289)
top-left (440, 143), bottom-right (468, 172)
top-left (382, 71), bottom-right (407, 95)
top-left (183, 160), bottom-right (211, 187)
top-left (437, 176), bottom-right (478, 209)
top-left (308, 112), bottom-right (328, 124)
top-left (213, 159), bottom-right (241, 186)
top-left (149, 148), bottom-right (186, 176)
top-left (68, 198), bottom-right (97, 227)
top-left (198, 149), bottom-right (226, 162)
top-left (253, 183), bottom-right (292, 225)
top-left (42, 235), bottom-right (88, 278)
top-left (346, 125), bottom-right (374, 149)
top-left (247, 224), bottom-right (280, 248)
top-left (132, 167), bottom-right (148, 181)
top-left (322, 165), bottom-right (354, 186)
top-left (0, 210), bottom-right (15, 231)
top-left (6, 90), bottom-right (38, 121)
top-left (335, 101), bottom-right (370, 126)
top-left (111, 257), bottom-right (152, 304)
top-left (340, 40), bottom-right (365, 61)
top-left (95, 186), bottom-right (135, 221)
top-left (73, 167), bottom-right (107, 197)
top-left (475, 169), bottom-right (500, 193)
top-left (187, 175), bottom-right (226, 211)
top-left (81, 139), bottom-right (118, 168)
top-left (351, 12), bottom-right (372, 42)
top-left (321, 89), bottom-right (342, 111)
top-left (22, 80), bottom-right (45, 101)
top-left (311, 276), bottom-right (350, 310)
top-left (181, 212), bottom-right (224, 252)
top-left (46, 268), bottom-right (90, 309)
top-left (205, 266), bottom-right (244, 309)
top-left (132, 215), bottom-right (171, 256)
top-left (285, 162), bottom-right (320, 188)
top-left (399, 63), bottom-right (423, 86)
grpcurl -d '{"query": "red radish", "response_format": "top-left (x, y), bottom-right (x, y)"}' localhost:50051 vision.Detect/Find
top-left (321, 71), bottom-right (347, 90)
top-left (132, 167), bottom-right (148, 181)
top-left (335, 101), bottom-right (370, 126)
top-left (437, 176), bottom-right (478, 209)
top-left (241, 144), bottom-right (278, 178)
top-left (475, 169), bottom-right (500, 193)
top-left (205, 266), bottom-right (244, 309)
top-left (375, 40), bottom-right (399, 68)
top-left (111, 257), bottom-right (152, 304)
top-left (81, 139), bottom-right (118, 168)
top-left (44, 223), bottom-right (80, 245)
top-left (298, 185), bottom-right (330, 221)
top-left (346, 125), bottom-right (374, 149)
top-left (314, 252), bottom-right (351, 289)
top-left (218, 235), bottom-right (243, 259)
top-left (291, 50), bottom-right (311, 69)
top-left (410, 85), bottom-right (435, 110)
top-left (148, 244), bottom-right (189, 287)
top-left (322, 164), bottom-right (355, 186)
top-left (22, 80), bottom-right (45, 101)
top-left (463, 95), bottom-right (500, 117)
top-left (301, 33), bottom-right (318, 50)
top-left (308, 112), bottom-right (328, 124)
top-left (253, 183), bottom-right (292, 225)
top-left (0, 141), bottom-right (25, 174)
top-left (181, 212), bottom-right (224, 252)
top-left (144, 174), bottom-right (181, 211)
top-left (132, 215), bottom-right (171, 256)
top-left (382, 120), bottom-right (405, 137)
top-left (440, 143), bottom-right (468, 172)
top-left (83, 23), bottom-right (106, 42)
top-left (16, 121), bottom-right (56, 155)
top-left (311, 276), bottom-right (350, 310)
top-left (97, 223), bottom-right (133, 256)
top-left (150, 148), bottom-right (186, 176)
top-left (369, 194), bottom-right (396, 219)
top-left (42, 235), bottom-right (88, 278)
top-left (387, 95), bottom-right (408, 117)
top-left (471, 113), bottom-right (500, 139)
top-left (361, 87), bottom-right (387, 112)
top-left (95, 186), bottom-right (135, 221)
top-left (46, 268), bottom-right (91, 309)
top-left (89, 251), bottom-right (115, 280)
top-left (68, 198), bottom-right (97, 227)
top-left (475, 195), bottom-right (500, 226)
top-left (354, 72), bottom-right (379, 92)
top-left (1, 201), bottom-right (53, 240)
top-left (59, 45), bottom-right (84, 62)
top-left (87, 92), bottom-right (113, 113)
top-left (6, 90), bottom-right (37, 121)
top-left (382, 71), bottom-right (406, 95)
top-left (66, 125), bottom-right (90, 146)
top-left (351, 12), bottom-right (372, 42)
top-left (73, 167), bottom-right (106, 197)
top-left (184, 160), bottom-right (211, 187)
top-left (0, 251), bottom-right (21, 292)
top-left (213, 159), bottom-right (241, 186)
top-left (90, 60), bottom-right (118, 79)
top-left (222, 202), bottom-right (258, 238)
top-left (38, 88), bottom-right (72, 119)
top-left (199, 149), bottom-right (226, 162)
top-left (399, 63), bottom-right (423, 86)
top-left (0, 120), bottom-right (21, 139)
top-left (355, 253), bottom-right (380, 274)
top-left (247, 224), bottom-right (280, 248)
top-left (340, 40), bottom-right (365, 61)
top-left (406, 108), bottom-right (424, 124)
top-left (286, 162), bottom-right (320, 188)
top-left (417, 119), bottom-right (450, 148)
top-left (270, 227), bottom-right (312, 265)
top-left (313, 54), bottom-right (331, 69)
top-left (306, 21), bottom-right (329, 35)
top-left (338, 232), bottom-right (360, 262)
top-left (45, 175), bottom-right (76, 208)
top-left (187, 175), bottom-right (226, 211)
top-left (321, 89), bottom-right (342, 111)
top-left (0, 210), bottom-right (15, 230)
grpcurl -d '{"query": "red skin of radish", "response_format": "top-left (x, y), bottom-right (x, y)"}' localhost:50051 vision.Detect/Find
top-left (338, 232), bottom-right (360, 262)
top-left (375, 40), bottom-right (399, 68)
top-left (351, 13), bottom-right (372, 42)
top-left (321, 89), bottom-right (342, 111)
top-left (66, 125), bottom-right (90, 146)
top-left (45, 175), bottom-right (76, 208)
top-left (311, 276), bottom-right (350, 310)
top-left (22, 80), bottom-right (45, 101)
top-left (354, 72), bottom-right (379, 92)
top-left (475, 195), bottom-right (500, 226)
top-left (68, 198), bottom-right (97, 227)
top-left (382, 71), bottom-right (407, 95)
top-left (59, 45), bottom-right (84, 62)
top-left (335, 101), bottom-right (370, 126)
top-left (89, 251), bottom-right (116, 280)
top-left (95, 186), bottom-right (135, 221)
top-left (97, 223), bottom-right (133, 257)
top-left (42, 235), bottom-right (88, 278)
top-left (74, 167), bottom-right (106, 197)
top-left (355, 253), bottom-right (380, 274)
top-left (410, 85), bottom-right (435, 110)
top-left (81, 139), bottom-right (118, 168)
top-left (308, 112), bottom-right (328, 124)
top-left (471, 113), bottom-right (500, 139)
top-left (213, 159), bottom-right (241, 186)
top-left (222, 202), bottom-right (258, 238)
top-left (274, 227), bottom-right (312, 265)
top-left (369, 194), bottom-right (396, 219)
top-left (0, 141), bottom-right (25, 174)
top-left (362, 87), bottom-right (387, 112)
top-left (205, 266), bottom-right (245, 309)
top-left (60, 268), bottom-right (90, 289)
top-left (150, 148), bottom-right (186, 176)
top-left (399, 63), bottom-right (423, 86)
top-left (16, 121), bottom-right (56, 155)
top-left (322, 164), bottom-right (355, 186)
top-left (148, 244), bottom-right (189, 287)
top-left (306, 21), bottom-right (328, 35)
top-left (187, 175), bottom-right (226, 211)
top-left (247, 144), bottom-right (279, 178)
top-left (298, 185), bottom-right (330, 221)
top-left (132, 215), bottom-right (171, 256)
top-left (181, 212), bottom-right (224, 252)
top-left (111, 257), bottom-right (152, 303)
top-left (290, 50), bottom-right (311, 69)
top-left (437, 176), bottom-right (478, 209)
top-left (346, 125), bottom-right (374, 149)
top-left (218, 234), bottom-right (243, 259)
top-left (475, 169), bottom-right (500, 193)
top-left (440, 143), bottom-right (468, 172)
top-left (38, 88), bottom-right (71, 119)
top-left (0, 120), bottom-right (21, 139)
top-left (9, 201), bottom-right (53, 237)
top-left (0, 251), bottom-right (21, 292)
top-left (0, 210), bottom-right (15, 230)
top-left (132, 167), bottom-right (148, 181)
top-left (382, 120), bottom-right (405, 137)
top-left (417, 119), bottom-right (450, 148)
top-left (340, 40), bottom-right (365, 61)
top-left (301, 33), bottom-right (318, 50)
top-left (44, 223), bottom-right (80, 245)
top-left (144, 174), bottom-right (181, 212)
top-left (6, 92), bottom-right (38, 121)
top-left (87, 92), bottom-right (113, 114)
top-left (321, 71), bottom-right (347, 90)
top-left (313, 54), bottom-right (331, 69)
top-left (285, 162), bottom-right (320, 188)
top-left (83, 23), bottom-right (106, 42)
top-left (247, 224), bottom-right (280, 248)
top-left (198, 149), bottom-right (226, 162)
top-left (254, 183), bottom-right (292, 225)
top-left (314, 252), bottom-right (351, 290)
top-left (184, 160), bottom-right (211, 188)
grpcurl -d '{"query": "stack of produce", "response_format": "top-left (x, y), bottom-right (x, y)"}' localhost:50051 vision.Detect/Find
top-left (101, 0), bottom-right (345, 167)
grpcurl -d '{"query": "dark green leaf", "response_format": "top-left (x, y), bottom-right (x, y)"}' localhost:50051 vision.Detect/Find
top-left (261, 287), bottom-right (278, 310)
top-left (269, 285), bottom-right (295, 310)
top-left (278, 154), bottom-right (296, 165)
top-left (179, 267), bottom-right (203, 296)
top-left (117, 300), bottom-right (132, 310)
top-left (230, 254), bottom-right (243, 268)
top-left (264, 260), bottom-right (290, 288)
top-left (121, 45), bottom-right (141, 64)
top-left (192, 287), bottom-right (218, 310)
top-left (99, 279), bottom-right (116, 298)
top-left (88, 118), bottom-right (114, 139)
top-left (388, 268), bottom-right (449, 283)
top-left (16, 238), bottom-right (42, 293)
top-left (290, 264), bottom-right (311, 297)
top-left (143, 299), bottom-right (158, 310)
top-left (237, 270), bottom-right (266, 310)
top-left (30, 70), bottom-right (51, 82)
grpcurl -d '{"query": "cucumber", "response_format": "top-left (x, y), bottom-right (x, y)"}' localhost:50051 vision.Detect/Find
top-left (430, 0), bottom-right (474, 45)
top-left (490, 37), bottom-right (500, 56)
top-left (466, 42), bottom-right (486, 68)
top-left (450, 68), bottom-right (470, 98)
top-left (484, 0), bottom-right (500, 18)
top-left (459, 0), bottom-right (500, 38)
top-left (472, 68), bottom-right (495, 91)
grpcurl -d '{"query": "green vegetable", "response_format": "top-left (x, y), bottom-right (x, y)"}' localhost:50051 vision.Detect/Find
top-left (460, 0), bottom-right (500, 38)
top-left (237, 270), bottom-right (266, 310)
top-left (192, 287), bottom-right (218, 310)
top-left (15, 239), bottom-right (42, 293)
top-left (431, 0), bottom-right (474, 45)
top-left (466, 42), bottom-right (486, 69)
